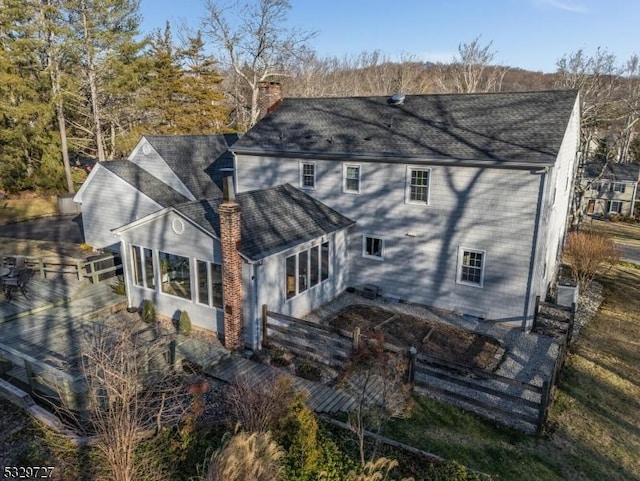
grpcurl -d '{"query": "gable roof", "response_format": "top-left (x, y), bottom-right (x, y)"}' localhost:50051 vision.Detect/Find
top-left (583, 162), bottom-right (640, 182)
top-left (100, 160), bottom-right (190, 206)
top-left (144, 134), bottom-right (239, 197)
top-left (173, 184), bottom-right (355, 261)
top-left (231, 90), bottom-right (578, 166)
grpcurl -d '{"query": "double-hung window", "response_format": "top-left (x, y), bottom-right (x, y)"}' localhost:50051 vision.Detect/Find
top-left (612, 182), bottom-right (626, 193)
top-left (457, 247), bottom-right (485, 287)
top-left (300, 162), bottom-right (316, 189)
top-left (343, 164), bottom-right (361, 194)
top-left (608, 200), bottom-right (623, 214)
top-left (406, 167), bottom-right (430, 204)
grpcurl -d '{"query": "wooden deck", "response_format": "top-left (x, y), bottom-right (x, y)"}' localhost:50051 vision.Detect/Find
top-left (0, 275), bottom-right (84, 322)
top-left (0, 279), bottom-right (127, 405)
top-left (207, 356), bottom-right (356, 414)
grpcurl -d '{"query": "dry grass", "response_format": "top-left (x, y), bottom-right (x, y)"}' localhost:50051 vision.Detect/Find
top-left (547, 263), bottom-right (640, 480)
top-left (384, 263), bottom-right (640, 480)
top-left (0, 236), bottom-right (87, 260)
top-left (0, 196), bottom-right (58, 224)
top-left (205, 431), bottom-right (284, 481)
top-left (583, 219), bottom-right (640, 247)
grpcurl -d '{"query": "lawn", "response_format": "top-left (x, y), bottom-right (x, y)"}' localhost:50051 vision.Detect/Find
top-left (384, 263), bottom-right (640, 480)
top-left (582, 218), bottom-right (640, 247)
top-left (0, 196), bottom-right (58, 224)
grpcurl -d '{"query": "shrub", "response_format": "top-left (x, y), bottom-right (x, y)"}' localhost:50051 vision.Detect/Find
top-left (424, 460), bottom-right (484, 481)
top-left (110, 276), bottom-right (126, 296)
top-left (225, 375), bottom-right (299, 433)
top-left (296, 360), bottom-right (322, 382)
top-left (565, 231), bottom-right (620, 288)
top-left (274, 399), bottom-right (321, 480)
top-left (270, 347), bottom-right (290, 367)
top-left (141, 300), bottom-right (156, 324)
top-left (179, 311), bottom-right (192, 336)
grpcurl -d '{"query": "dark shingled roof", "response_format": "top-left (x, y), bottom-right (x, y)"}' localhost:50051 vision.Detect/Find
top-left (174, 184), bottom-right (355, 261)
top-left (100, 160), bottom-right (189, 206)
top-left (583, 162), bottom-right (640, 182)
top-left (145, 134), bottom-right (239, 197)
top-left (232, 90), bottom-right (578, 165)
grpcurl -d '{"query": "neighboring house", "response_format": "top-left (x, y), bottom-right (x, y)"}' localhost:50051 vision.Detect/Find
top-left (579, 162), bottom-right (640, 218)
top-left (75, 88), bottom-right (580, 350)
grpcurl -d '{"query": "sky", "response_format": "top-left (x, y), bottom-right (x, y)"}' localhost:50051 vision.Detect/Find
top-left (139, 0), bottom-right (640, 73)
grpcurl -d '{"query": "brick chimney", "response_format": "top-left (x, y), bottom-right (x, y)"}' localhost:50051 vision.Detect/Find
top-left (219, 176), bottom-right (243, 350)
top-left (257, 81), bottom-right (283, 120)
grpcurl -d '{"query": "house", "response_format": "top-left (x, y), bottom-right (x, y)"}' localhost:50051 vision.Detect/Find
top-left (74, 134), bottom-right (238, 251)
top-left (579, 162), bottom-right (640, 218)
top-left (232, 89), bottom-right (580, 333)
top-left (75, 88), bottom-right (580, 350)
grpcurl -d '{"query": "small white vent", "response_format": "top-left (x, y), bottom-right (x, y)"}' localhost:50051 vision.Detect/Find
top-left (171, 217), bottom-right (185, 235)
top-left (142, 143), bottom-right (151, 155)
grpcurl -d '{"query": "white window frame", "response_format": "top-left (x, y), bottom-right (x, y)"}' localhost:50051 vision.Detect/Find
top-left (342, 163), bottom-right (361, 194)
top-left (131, 245), bottom-right (155, 291)
top-left (285, 241), bottom-right (330, 301)
top-left (612, 182), bottom-right (626, 193)
top-left (609, 200), bottom-right (623, 213)
top-left (299, 161), bottom-right (316, 190)
top-left (456, 247), bottom-right (485, 288)
top-left (362, 234), bottom-right (385, 261)
top-left (405, 166), bottom-right (431, 205)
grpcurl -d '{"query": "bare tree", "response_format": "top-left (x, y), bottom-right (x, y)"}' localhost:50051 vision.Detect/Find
top-left (202, 0), bottom-right (315, 128)
top-left (343, 333), bottom-right (411, 467)
top-left (434, 36), bottom-right (507, 93)
top-left (57, 316), bottom-right (191, 481)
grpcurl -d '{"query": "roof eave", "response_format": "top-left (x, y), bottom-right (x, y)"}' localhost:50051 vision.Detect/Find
top-left (230, 148), bottom-right (556, 169)
top-left (243, 220), bottom-right (356, 262)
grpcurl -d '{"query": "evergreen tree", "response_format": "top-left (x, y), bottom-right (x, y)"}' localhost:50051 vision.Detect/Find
top-left (0, 0), bottom-right (64, 192)
top-left (144, 24), bottom-right (228, 134)
top-left (67, 0), bottom-right (142, 161)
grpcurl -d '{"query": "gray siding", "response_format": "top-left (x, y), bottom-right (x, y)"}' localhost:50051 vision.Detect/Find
top-left (529, 99), bottom-right (580, 327)
top-left (236, 155), bottom-right (543, 326)
top-left (78, 165), bottom-right (164, 250)
top-left (129, 138), bottom-right (195, 200)
top-left (252, 230), bottom-right (350, 340)
top-left (117, 211), bottom-right (223, 333)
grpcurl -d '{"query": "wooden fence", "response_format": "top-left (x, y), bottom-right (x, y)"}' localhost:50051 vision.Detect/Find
top-left (263, 304), bottom-right (576, 435)
top-left (1, 253), bottom-right (121, 283)
top-left (535, 299), bottom-right (578, 431)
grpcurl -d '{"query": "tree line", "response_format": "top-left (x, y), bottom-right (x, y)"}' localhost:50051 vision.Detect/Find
top-left (1, 0), bottom-right (639, 195)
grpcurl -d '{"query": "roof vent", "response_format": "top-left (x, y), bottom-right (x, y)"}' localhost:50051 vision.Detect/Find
top-left (389, 93), bottom-right (405, 105)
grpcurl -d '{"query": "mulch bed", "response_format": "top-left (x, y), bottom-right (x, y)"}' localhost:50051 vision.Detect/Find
top-left (329, 305), bottom-right (504, 371)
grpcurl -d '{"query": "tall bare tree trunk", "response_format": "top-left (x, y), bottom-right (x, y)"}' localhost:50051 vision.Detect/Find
top-left (52, 67), bottom-right (74, 192)
top-left (38, 0), bottom-right (75, 192)
top-left (81, 1), bottom-right (106, 161)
